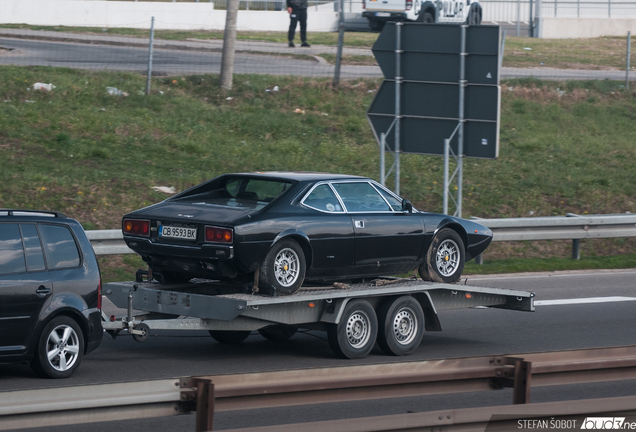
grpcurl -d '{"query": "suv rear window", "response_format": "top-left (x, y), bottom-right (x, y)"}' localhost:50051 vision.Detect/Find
top-left (39, 225), bottom-right (80, 269)
top-left (0, 223), bottom-right (26, 275)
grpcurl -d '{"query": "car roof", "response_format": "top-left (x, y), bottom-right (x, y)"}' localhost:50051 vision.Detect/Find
top-left (0, 209), bottom-right (68, 218)
top-left (234, 172), bottom-right (369, 182)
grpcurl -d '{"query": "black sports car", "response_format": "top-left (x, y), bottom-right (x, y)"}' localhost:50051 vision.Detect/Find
top-left (122, 172), bottom-right (492, 294)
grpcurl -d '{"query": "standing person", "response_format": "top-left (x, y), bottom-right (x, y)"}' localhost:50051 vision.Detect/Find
top-left (287, 0), bottom-right (310, 47)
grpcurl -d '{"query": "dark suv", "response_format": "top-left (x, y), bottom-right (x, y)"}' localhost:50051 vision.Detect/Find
top-left (0, 210), bottom-right (102, 378)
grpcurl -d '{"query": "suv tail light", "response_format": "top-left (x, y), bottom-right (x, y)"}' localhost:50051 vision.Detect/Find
top-left (406, 0), bottom-right (412, 10)
top-left (205, 226), bottom-right (233, 243)
top-left (97, 278), bottom-right (102, 310)
top-left (123, 219), bottom-right (150, 236)
top-left (362, 1), bottom-right (365, 8)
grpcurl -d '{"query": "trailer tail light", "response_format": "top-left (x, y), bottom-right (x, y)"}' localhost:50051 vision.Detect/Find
top-left (205, 226), bottom-right (233, 244)
top-left (97, 278), bottom-right (102, 310)
top-left (406, 0), bottom-right (412, 10)
top-left (123, 219), bottom-right (150, 237)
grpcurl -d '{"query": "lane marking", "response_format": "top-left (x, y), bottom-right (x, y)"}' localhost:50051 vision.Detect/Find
top-left (534, 296), bottom-right (636, 306)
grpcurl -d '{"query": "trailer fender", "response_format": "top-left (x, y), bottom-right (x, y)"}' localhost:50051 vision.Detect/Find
top-left (412, 292), bottom-right (442, 331)
top-left (319, 297), bottom-right (352, 324)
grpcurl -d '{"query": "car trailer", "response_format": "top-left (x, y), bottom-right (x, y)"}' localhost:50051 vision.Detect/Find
top-left (102, 278), bottom-right (534, 358)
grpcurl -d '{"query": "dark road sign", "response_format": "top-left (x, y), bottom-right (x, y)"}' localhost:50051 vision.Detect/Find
top-left (366, 22), bottom-right (501, 159)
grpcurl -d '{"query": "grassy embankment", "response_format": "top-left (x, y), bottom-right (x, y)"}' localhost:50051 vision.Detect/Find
top-left (1, 66), bottom-right (635, 281)
top-left (1, 24), bottom-right (634, 69)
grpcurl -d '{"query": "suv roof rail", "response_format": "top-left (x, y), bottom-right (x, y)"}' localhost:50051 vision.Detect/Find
top-left (0, 209), bottom-right (67, 218)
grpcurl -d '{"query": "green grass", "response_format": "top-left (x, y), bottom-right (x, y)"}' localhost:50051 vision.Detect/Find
top-left (1, 66), bottom-right (635, 279)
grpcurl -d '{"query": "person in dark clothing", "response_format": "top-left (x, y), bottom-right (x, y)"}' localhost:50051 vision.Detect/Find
top-left (287, 0), bottom-right (310, 47)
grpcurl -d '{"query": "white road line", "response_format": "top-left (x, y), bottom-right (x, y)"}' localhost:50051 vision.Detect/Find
top-left (534, 296), bottom-right (636, 306)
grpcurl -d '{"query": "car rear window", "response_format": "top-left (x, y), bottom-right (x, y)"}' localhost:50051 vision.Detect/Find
top-left (39, 225), bottom-right (81, 269)
top-left (0, 223), bottom-right (26, 275)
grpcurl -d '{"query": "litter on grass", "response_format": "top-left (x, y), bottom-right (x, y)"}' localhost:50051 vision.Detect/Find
top-left (106, 87), bottom-right (129, 97)
top-left (33, 83), bottom-right (56, 92)
top-left (151, 186), bottom-right (176, 194)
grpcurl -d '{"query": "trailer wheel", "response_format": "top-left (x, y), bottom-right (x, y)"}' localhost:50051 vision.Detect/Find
top-left (209, 330), bottom-right (251, 344)
top-left (419, 228), bottom-right (465, 284)
top-left (377, 296), bottom-right (424, 356)
top-left (133, 323), bottom-right (150, 343)
top-left (31, 316), bottom-right (84, 379)
top-left (259, 239), bottom-right (306, 296)
top-left (328, 300), bottom-right (378, 359)
top-left (258, 325), bottom-right (297, 341)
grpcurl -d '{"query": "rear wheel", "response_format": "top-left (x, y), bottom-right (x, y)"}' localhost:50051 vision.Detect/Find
top-left (328, 300), bottom-right (378, 359)
top-left (419, 11), bottom-right (434, 23)
top-left (209, 330), bottom-right (251, 344)
top-left (377, 296), bottom-right (424, 356)
top-left (32, 316), bottom-right (84, 379)
top-left (419, 228), bottom-right (465, 284)
top-left (259, 239), bottom-right (306, 295)
top-left (258, 325), bottom-right (297, 341)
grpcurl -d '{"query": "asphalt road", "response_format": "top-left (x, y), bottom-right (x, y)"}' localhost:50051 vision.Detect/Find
top-left (2, 269), bottom-right (635, 431)
top-left (0, 35), bottom-right (630, 80)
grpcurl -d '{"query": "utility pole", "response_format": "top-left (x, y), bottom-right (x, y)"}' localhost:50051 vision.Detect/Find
top-left (220, 0), bottom-right (240, 90)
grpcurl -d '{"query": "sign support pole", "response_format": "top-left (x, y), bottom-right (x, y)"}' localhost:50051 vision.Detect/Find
top-left (443, 138), bottom-right (450, 215)
top-left (380, 132), bottom-right (386, 185)
top-left (394, 22), bottom-right (403, 195)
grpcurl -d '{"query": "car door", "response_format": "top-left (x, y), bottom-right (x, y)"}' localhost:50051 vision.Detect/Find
top-left (0, 223), bottom-right (51, 356)
top-left (331, 182), bottom-right (425, 274)
top-left (300, 183), bottom-right (355, 277)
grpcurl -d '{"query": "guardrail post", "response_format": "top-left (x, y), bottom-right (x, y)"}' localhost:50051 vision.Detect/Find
top-left (491, 357), bottom-right (532, 404)
top-left (475, 254), bottom-right (483, 265)
top-left (195, 379), bottom-right (215, 432)
top-left (572, 239), bottom-right (581, 260)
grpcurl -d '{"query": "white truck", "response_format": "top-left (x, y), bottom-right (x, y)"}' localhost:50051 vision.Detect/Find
top-left (362, 0), bottom-right (482, 31)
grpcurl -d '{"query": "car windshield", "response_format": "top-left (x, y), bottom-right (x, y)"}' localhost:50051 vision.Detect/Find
top-left (175, 177), bottom-right (293, 210)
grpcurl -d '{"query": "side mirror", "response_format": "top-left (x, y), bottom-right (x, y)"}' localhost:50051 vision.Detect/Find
top-left (401, 199), bottom-right (413, 214)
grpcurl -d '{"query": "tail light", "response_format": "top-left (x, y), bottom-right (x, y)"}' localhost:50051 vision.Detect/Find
top-left (406, 0), bottom-right (412, 10)
top-left (123, 219), bottom-right (150, 236)
top-left (97, 278), bottom-right (102, 310)
top-left (205, 226), bottom-right (233, 243)
top-left (362, 1), bottom-right (365, 8)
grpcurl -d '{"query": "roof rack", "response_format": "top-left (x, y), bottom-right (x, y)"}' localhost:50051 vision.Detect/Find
top-left (0, 209), bottom-right (67, 218)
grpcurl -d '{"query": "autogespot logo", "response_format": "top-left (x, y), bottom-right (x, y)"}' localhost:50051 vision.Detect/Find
top-left (580, 418), bottom-right (636, 429)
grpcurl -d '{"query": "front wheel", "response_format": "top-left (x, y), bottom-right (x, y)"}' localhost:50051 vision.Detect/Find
top-left (259, 239), bottom-right (306, 295)
top-left (419, 228), bottom-right (465, 284)
top-left (32, 316), bottom-right (84, 379)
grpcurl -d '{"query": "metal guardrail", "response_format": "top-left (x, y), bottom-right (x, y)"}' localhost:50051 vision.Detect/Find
top-left (2, 346), bottom-right (636, 431)
top-left (87, 213), bottom-right (636, 259)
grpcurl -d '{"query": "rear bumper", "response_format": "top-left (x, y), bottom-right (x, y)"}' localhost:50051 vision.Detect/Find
top-left (124, 236), bottom-right (234, 261)
top-left (363, 11), bottom-right (407, 20)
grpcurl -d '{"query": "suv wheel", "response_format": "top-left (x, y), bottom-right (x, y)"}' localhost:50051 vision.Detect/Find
top-left (32, 316), bottom-right (84, 379)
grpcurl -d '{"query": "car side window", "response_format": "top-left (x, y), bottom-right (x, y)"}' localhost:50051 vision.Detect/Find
top-left (332, 182), bottom-right (392, 212)
top-left (374, 185), bottom-right (402, 211)
top-left (39, 224), bottom-right (81, 269)
top-left (0, 223), bottom-right (26, 275)
top-left (21, 224), bottom-right (46, 272)
top-left (303, 184), bottom-right (343, 213)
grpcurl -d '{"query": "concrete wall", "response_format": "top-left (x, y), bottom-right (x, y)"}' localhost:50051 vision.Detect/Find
top-left (0, 0), bottom-right (339, 32)
top-left (541, 18), bottom-right (636, 39)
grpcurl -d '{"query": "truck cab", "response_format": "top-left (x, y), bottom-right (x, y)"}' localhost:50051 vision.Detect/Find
top-left (362, 0), bottom-right (482, 31)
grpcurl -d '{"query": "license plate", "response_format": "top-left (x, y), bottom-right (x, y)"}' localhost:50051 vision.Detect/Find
top-left (159, 226), bottom-right (197, 240)
top-left (376, 12), bottom-right (391, 16)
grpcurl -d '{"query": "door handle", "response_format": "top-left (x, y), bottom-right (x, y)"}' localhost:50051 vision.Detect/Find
top-left (354, 220), bottom-right (365, 228)
top-left (36, 286), bottom-right (51, 296)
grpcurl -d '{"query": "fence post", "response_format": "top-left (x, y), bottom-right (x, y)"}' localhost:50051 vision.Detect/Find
top-left (333, 0), bottom-right (345, 87)
top-left (608, 0), bottom-right (611, 17)
top-left (528, 0), bottom-right (534, 37)
top-left (533, 0), bottom-right (542, 37)
top-left (145, 16), bottom-right (155, 96)
top-left (577, 0), bottom-right (580, 17)
top-left (516, 0), bottom-right (520, 37)
top-left (627, 31), bottom-right (631, 90)
top-left (554, 0), bottom-right (557, 17)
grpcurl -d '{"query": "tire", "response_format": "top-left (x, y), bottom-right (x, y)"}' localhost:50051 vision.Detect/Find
top-left (418, 228), bottom-right (465, 284)
top-left (328, 300), bottom-right (378, 359)
top-left (258, 325), bottom-right (297, 341)
top-left (369, 20), bottom-right (386, 32)
top-left (420, 11), bottom-right (434, 23)
top-left (31, 316), bottom-right (84, 379)
top-left (259, 239), bottom-right (306, 295)
top-left (155, 271), bottom-right (192, 284)
top-left (209, 330), bottom-right (251, 344)
top-left (132, 323), bottom-right (150, 343)
top-left (377, 296), bottom-right (425, 356)
top-left (467, 7), bottom-right (481, 25)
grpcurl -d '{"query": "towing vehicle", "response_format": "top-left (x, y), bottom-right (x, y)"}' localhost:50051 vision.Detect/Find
top-left (102, 275), bottom-right (533, 359)
top-left (363, 0), bottom-right (482, 31)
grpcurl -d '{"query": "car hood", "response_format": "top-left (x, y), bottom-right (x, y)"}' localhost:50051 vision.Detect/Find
top-left (129, 201), bottom-right (259, 226)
